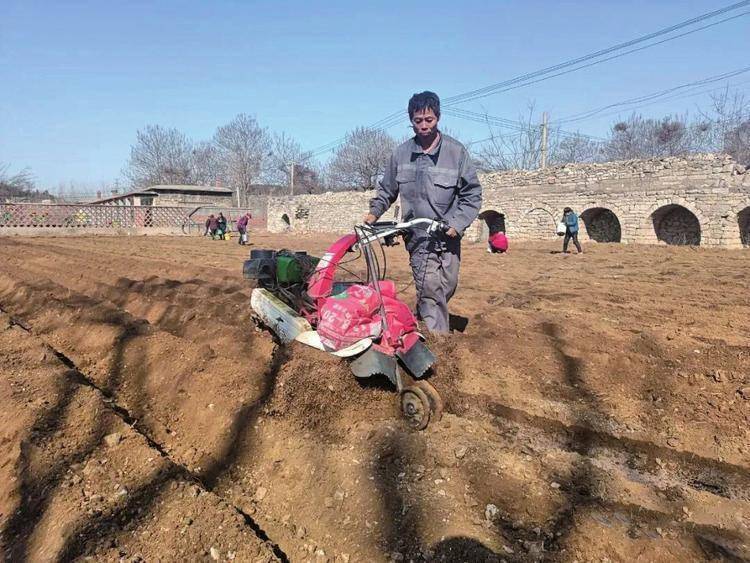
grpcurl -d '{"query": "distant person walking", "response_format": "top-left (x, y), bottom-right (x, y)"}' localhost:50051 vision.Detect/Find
top-left (236, 212), bottom-right (251, 245)
top-left (562, 207), bottom-right (583, 254)
top-left (206, 214), bottom-right (218, 237)
top-left (216, 213), bottom-right (228, 239)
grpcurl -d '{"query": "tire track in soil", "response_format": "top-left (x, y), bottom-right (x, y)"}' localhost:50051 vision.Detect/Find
top-left (0, 305), bottom-right (290, 562)
top-left (451, 391), bottom-right (750, 501)
top-left (432, 326), bottom-right (750, 560)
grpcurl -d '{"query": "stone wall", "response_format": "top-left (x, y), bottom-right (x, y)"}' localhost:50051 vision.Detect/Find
top-left (266, 154), bottom-right (750, 248)
top-left (267, 191), bottom-right (382, 233)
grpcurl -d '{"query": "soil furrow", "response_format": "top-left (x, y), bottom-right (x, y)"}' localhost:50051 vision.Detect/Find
top-left (0, 308), bottom-right (283, 562)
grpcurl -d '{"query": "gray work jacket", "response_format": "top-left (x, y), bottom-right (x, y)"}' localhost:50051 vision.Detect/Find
top-left (369, 133), bottom-right (482, 236)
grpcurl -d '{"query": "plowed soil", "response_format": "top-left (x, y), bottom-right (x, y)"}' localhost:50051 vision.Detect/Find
top-left (0, 233), bottom-right (748, 562)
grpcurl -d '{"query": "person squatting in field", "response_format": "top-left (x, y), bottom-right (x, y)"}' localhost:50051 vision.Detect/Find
top-left (364, 91), bottom-right (482, 333)
top-left (488, 230), bottom-right (508, 253)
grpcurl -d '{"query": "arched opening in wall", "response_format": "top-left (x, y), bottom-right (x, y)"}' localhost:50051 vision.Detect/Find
top-left (477, 210), bottom-right (506, 240)
top-left (580, 207), bottom-right (622, 243)
top-left (738, 207), bottom-right (750, 247)
top-left (281, 213), bottom-right (291, 228)
top-left (523, 208), bottom-right (558, 240)
top-left (651, 204), bottom-right (701, 246)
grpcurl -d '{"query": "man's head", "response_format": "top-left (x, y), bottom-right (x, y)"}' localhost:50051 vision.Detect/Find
top-left (408, 91), bottom-right (440, 141)
top-left (563, 207), bottom-right (572, 214)
top-left (209, 214), bottom-right (215, 218)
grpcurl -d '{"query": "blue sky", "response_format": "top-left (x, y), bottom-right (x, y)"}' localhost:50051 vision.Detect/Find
top-left (1, 0), bottom-right (749, 190)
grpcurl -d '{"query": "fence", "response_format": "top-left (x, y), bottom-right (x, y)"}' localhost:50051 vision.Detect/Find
top-left (0, 203), bottom-right (269, 236)
top-left (0, 203), bottom-right (190, 229)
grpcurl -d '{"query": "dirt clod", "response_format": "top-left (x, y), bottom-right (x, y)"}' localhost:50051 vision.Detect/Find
top-left (104, 432), bottom-right (123, 447)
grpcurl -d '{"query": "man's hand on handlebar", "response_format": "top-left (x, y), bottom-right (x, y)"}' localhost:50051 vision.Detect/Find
top-left (445, 227), bottom-right (458, 238)
top-left (363, 213), bottom-right (378, 224)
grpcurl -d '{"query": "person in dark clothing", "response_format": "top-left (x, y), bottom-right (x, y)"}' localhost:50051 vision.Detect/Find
top-left (236, 212), bottom-right (251, 245)
top-left (562, 207), bottom-right (583, 253)
top-left (216, 213), bottom-right (228, 239)
top-left (204, 215), bottom-right (213, 236)
top-left (206, 214), bottom-right (218, 238)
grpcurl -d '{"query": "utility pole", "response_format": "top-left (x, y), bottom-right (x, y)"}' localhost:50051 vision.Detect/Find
top-left (289, 161), bottom-right (295, 196)
top-left (540, 112), bottom-right (549, 169)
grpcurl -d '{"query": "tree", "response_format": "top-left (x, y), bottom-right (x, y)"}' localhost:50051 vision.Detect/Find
top-left (475, 103), bottom-right (601, 170)
top-left (326, 127), bottom-right (396, 190)
top-left (725, 121), bottom-right (750, 166)
top-left (123, 125), bottom-right (194, 187)
top-left (0, 163), bottom-right (35, 200)
top-left (292, 162), bottom-right (325, 194)
top-left (262, 132), bottom-right (304, 188)
top-left (0, 163), bottom-right (34, 192)
top-left (0, 164), bottom-right (54, 201)
top-left (602, 113), bottom-right (711, 161)
top-left (213, 114), bottom-right (271, 205)
top-left (191, 141), bottom-right (222, 186)
top-left (552, 133), bottom-right (601, 165)
top-left (703, 88), bottom-right (750, 166)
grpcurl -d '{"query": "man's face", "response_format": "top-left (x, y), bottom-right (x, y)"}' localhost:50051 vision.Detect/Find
top-left (411, 108), bottom-right (439, 140)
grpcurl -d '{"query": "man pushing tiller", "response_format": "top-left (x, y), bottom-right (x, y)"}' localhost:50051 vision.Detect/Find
top-left (364, 91), bottom-right (482, 333)
top-left (244, 92), bottom-right (480, 429)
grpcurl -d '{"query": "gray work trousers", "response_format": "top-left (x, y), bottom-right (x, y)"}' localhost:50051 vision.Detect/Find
top-left (408, 237), bottom-right (461, 333)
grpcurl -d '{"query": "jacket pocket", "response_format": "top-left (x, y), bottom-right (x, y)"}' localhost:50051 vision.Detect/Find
top-left (396, 168), bottom-right (416, 185)
top-left (430, 170), bottom-right (459, 207)
top-left (396, 168), bottom-right (417, 198)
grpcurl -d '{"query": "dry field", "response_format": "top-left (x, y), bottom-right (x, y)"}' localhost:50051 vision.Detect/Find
top-left (0, 233), bottom-right (748, 562)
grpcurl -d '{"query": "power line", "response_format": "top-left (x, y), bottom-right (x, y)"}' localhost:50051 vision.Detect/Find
top-left (303, 1), bottom-right (750, 158)
top-left (442, 107), bottom-right (607, 141)
top-left (553, 67), bottom-right (750, 125)
top-left (442, 1), bottom-right (750, 106)
top-left (569, 79), bottom-right (750, 125)
top-left (444, 10), bottom-right (750, 108)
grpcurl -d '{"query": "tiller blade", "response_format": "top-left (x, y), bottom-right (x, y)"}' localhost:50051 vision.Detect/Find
top-left (396, 340), bottom-right (436, 379)
top-left (350, 347), bottom-right (398, 386)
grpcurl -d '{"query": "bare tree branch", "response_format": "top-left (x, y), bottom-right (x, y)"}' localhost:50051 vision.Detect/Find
top-left (191, 141), bottom-right (222, 186)
top-left (123, 125), bottom-right (194, 187)
top-left (213, 114), bottom-right (271, 205)
top-left (326, 127), bottom-right (396, 190)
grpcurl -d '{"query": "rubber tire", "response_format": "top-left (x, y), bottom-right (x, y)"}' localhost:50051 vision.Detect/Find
top-left (413, 380), bottom-right (443, 423)
top-left (400, 387), bottom-right (431, 430)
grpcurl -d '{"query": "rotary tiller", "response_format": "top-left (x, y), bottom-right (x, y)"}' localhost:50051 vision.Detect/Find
top-left (242, 218), bottom-right (447, 429)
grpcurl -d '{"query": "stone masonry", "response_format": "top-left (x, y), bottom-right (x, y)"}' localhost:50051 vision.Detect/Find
top-left (267, 154), bottom-right (750, 248)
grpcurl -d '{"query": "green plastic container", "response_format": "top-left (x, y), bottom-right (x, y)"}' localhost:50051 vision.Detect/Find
top-left (276, 256), bottom-right (302, 284)
top-left (276, 255), bottom-right (320, 284)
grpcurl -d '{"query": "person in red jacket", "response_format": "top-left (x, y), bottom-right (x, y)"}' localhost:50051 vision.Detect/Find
top-left (488, 231), bottom-right (508, 253)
